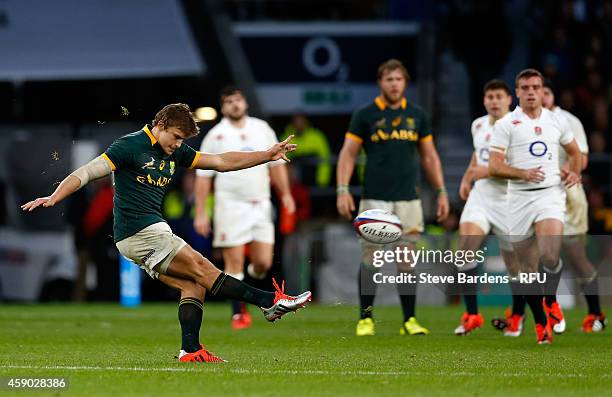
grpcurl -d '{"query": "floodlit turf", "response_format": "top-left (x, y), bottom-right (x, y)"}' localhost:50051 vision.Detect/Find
top-left (0, 303), bottom-right (610, 396)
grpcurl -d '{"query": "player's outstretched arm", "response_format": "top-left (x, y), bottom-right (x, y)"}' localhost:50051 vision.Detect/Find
top-left (21, 155), bottom-right (112, 212)
top-left (193, 135), bottom-right (297, 172)
top-left (21, 175), bottom-right (80, 212)
top-left (336, 137), bottom-right (360, 220)
top-left (418, 138), bottom-right (449, 222)
top-left (488, 150), bottom-right (544, 182)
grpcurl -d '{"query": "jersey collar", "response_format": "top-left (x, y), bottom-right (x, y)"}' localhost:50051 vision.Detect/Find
top-left (143, 125), bottom-right (158, 146)
top-left (515, 106), bottom-right (545, 121)
top-left (374, 96), bottom-right (407, 111)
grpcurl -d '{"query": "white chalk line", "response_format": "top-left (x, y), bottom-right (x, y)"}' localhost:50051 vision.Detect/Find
top-left (2, 365), bottom-right (609, 378)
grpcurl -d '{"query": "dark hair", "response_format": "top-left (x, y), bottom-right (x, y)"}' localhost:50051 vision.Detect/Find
top-left (515, 68), bottom-right (544, 87)
top-left (542, 78), bottom-right (555, 92)
top-left (220, 85), bottom-right (244, 103)
top-left (152, 103), bottom-right (199, 137)
top-left (483, 79), bottom-right (512, 96)
top-left (377, 59), bottom-right (410, 81)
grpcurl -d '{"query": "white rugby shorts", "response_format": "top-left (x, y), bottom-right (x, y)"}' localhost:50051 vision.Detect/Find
top-left (116, 222), bottom-right (186, 279)
top-left (213, 198), bottom-right (275, 247)
top-left (508, 185), bottom-right (566, 240)
top-left (459, 185), bottom-right (508, 236)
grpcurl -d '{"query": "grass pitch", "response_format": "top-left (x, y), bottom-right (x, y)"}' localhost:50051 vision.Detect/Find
top-left (0, 303), bottom-right (610, 396)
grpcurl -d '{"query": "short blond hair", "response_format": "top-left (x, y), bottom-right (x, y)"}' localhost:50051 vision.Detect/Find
top-left (377, 59), bottom-right (410, 82)
top-left (152, 103), bottom-right (199, 137)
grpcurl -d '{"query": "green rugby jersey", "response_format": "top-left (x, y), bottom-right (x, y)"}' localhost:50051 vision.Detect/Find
top-left (346, 96), bottom-right (432, 201)
top-left (102, 125), bottom-right (200, 242)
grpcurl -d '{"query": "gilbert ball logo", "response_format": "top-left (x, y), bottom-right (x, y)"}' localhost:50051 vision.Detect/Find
top-left (353, 209), bottom-right (403, 245)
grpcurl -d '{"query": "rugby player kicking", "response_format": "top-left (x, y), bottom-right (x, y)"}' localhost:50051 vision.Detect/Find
top-left (22, 103), bottom-right (311, 362)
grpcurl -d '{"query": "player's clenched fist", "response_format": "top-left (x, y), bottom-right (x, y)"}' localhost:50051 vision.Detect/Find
top-left (336, 192), bottom-right (355, 220)
top-left (267, 134), bottom-right (297, 162)
top-left (522, 166), bottom-right (545, 183)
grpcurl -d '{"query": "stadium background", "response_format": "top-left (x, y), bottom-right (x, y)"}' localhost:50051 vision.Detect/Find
top-left (0, 0), bottom-right (611, 307)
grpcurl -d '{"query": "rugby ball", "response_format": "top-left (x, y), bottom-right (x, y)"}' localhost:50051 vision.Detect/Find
top-left (353, 209), bottom-right (403, 244)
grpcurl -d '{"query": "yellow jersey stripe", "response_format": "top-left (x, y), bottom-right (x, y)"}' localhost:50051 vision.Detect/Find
top-left (101, 153), bottom-right (116, 171)
top-left (189, 151), bottom-right (201, 169)
top-left (143, 125), bottom-right (157, 146)
top-left (345, 132), bottom-right (363, 144)
top-left (419, 134), bottom-right (433, 142)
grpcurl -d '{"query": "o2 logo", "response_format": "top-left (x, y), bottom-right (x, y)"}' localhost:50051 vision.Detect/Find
top-left (302, 37), bottom-right (349, 80)
top-left (479, 148), bottom-right (490, 163)
top-left (529, 141), bottom-right (552, 160)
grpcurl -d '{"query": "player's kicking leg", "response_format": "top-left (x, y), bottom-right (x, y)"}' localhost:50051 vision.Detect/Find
top-left (454, 225), bottom-right (486, 336)
top-left (158, 274), bottom-right (225, 363)
top-left (166, 244), bottom-right (311, 322)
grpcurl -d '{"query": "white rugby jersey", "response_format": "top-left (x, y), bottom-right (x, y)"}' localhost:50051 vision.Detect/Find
top-left (470, 115), bottom-right (507, 193)
top-left (554, 106), bottom-right (588, 167)
top-left (196, 117), bottom-right (282, 200)
top-left (490, 106), bottom-right (574, 191)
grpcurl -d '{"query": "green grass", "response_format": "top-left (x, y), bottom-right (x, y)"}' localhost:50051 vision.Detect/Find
top-left (0, 303), bottom-right (610, 396)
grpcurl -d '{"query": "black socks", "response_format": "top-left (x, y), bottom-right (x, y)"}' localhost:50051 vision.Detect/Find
top-left (543, 262), bottom-right (563, 307)
top-left (357, 261), bottom-right (419, 322)
top-left (583, 278), bottom-right (602, 315)
top-left (509, 280), bottom-right (526, 316)
top-left (396, 275), bottom-right (417, 321)
top-left (525, 294), bottom-right (548, 326)
top-left (231, 300), bottom-right (242, 316)
top-left (461, 267), bottom-right (479, 315)
top-left (210, 272), bottom-right (275, 308)
top-left (463, 295), bottom-right (478, 315)
top-left (359, 263), bottom-right (378, 319)
top-left (178, 298), bottom-right (203, 353)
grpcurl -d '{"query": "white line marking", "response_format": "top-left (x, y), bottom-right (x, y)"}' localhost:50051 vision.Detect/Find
top-left (2, 365), bottom-right (608, 378)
